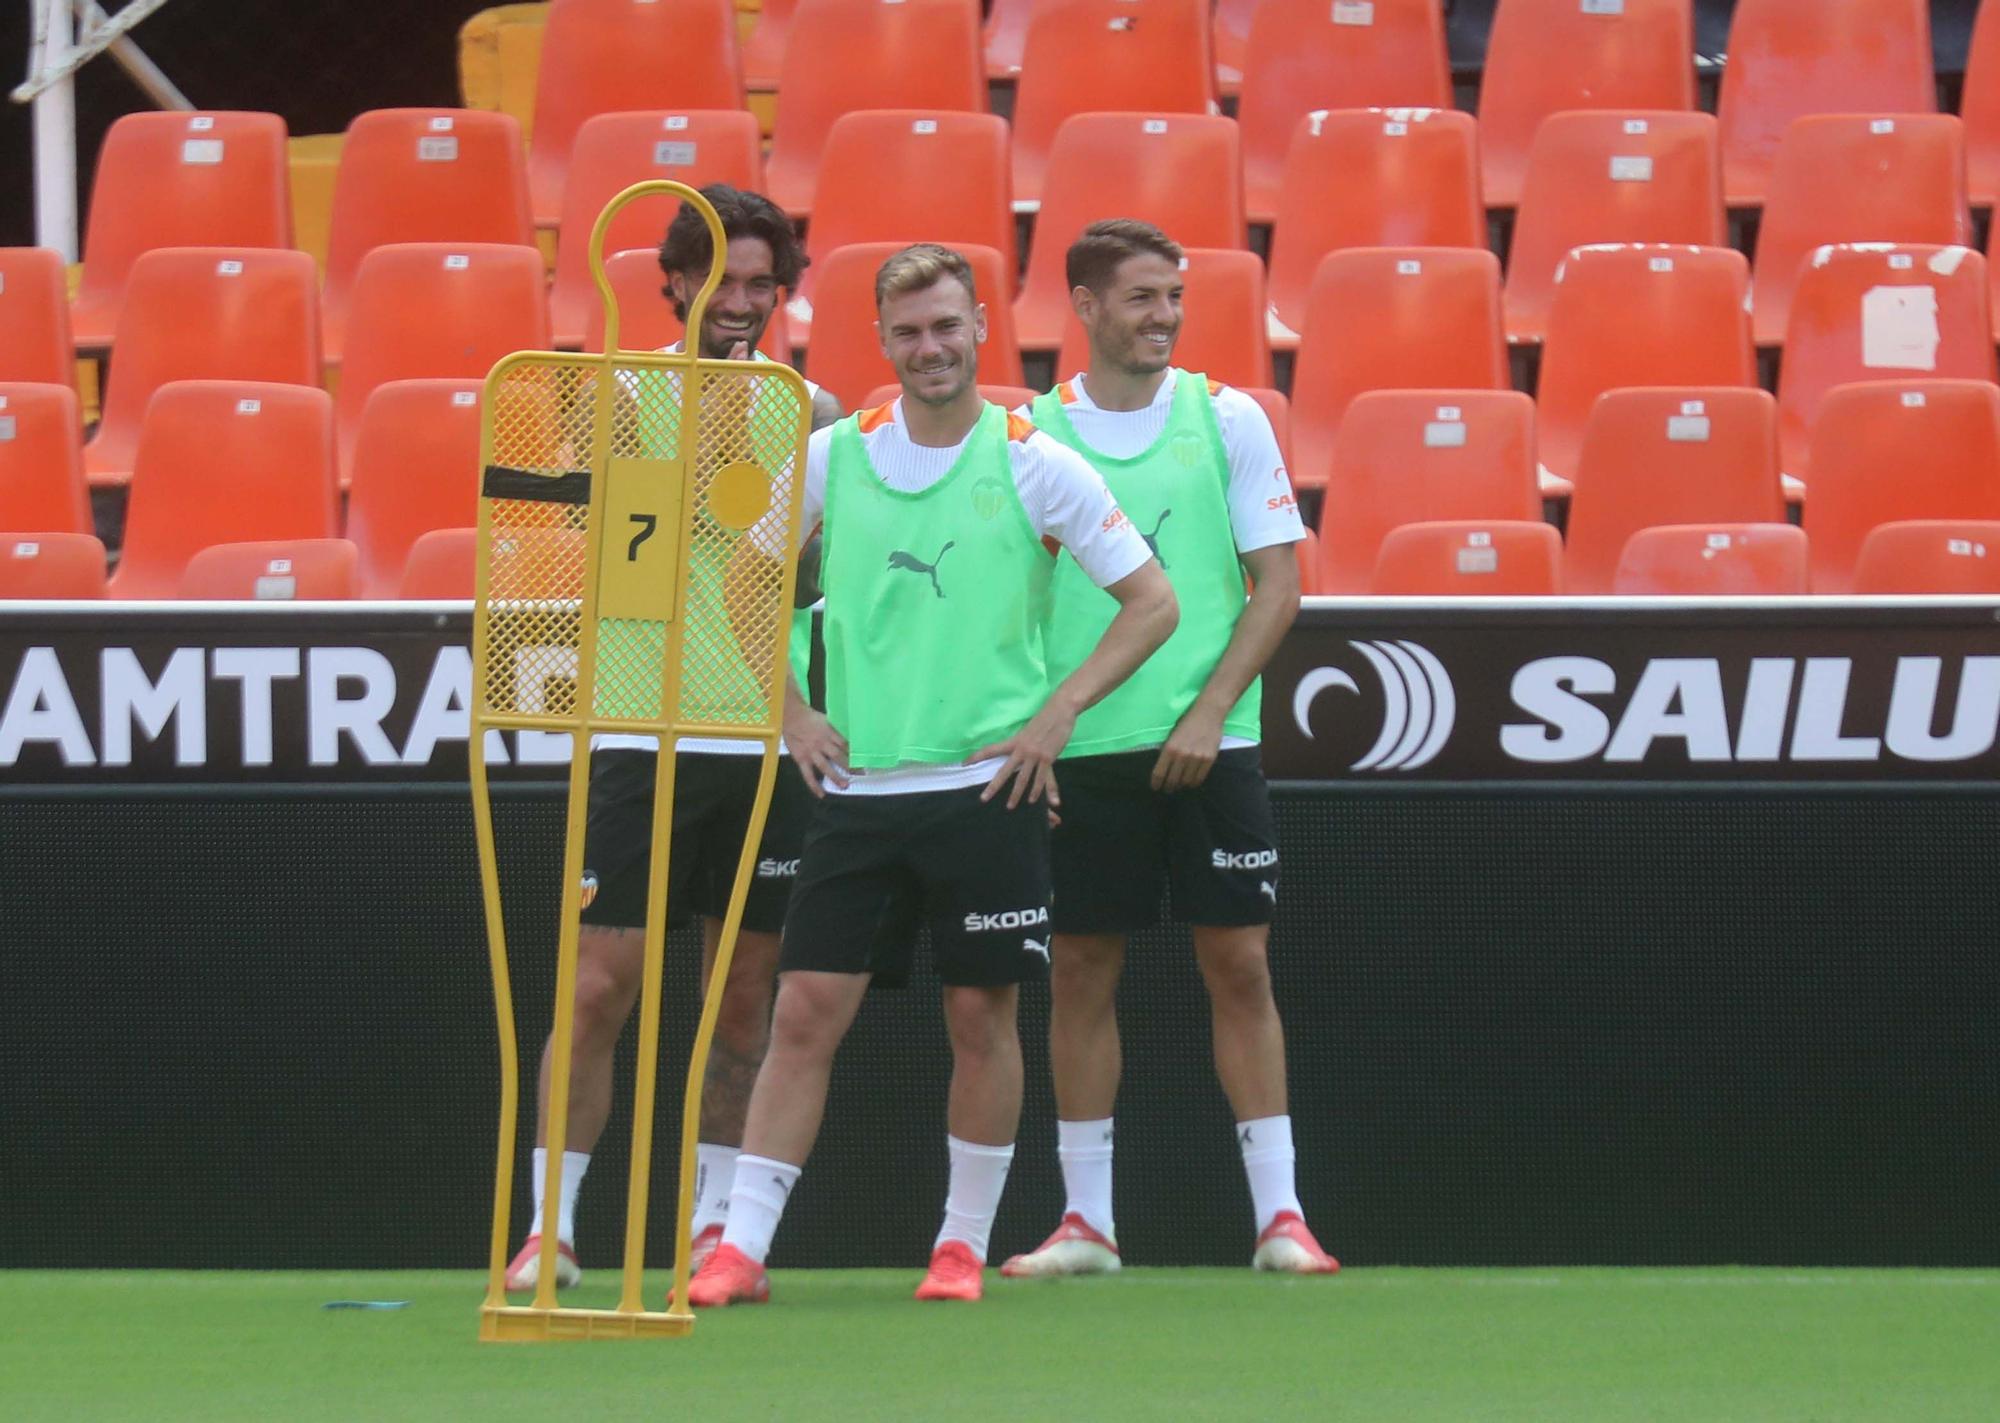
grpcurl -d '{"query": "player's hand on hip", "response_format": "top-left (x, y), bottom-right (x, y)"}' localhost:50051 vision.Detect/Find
top-left (785, 703), bottom-right (850, 797)
top-left (1151, 703), bottom-right (1225, 793)
top-left (973, 701), bottom-right (1078, 811)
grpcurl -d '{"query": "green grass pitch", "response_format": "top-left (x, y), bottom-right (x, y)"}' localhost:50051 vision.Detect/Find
top-left (4, 1268), bottom-right (1997, 1421)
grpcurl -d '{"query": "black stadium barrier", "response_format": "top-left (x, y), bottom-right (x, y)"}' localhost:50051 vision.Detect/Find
top-left (4, 602), bottom-right (1998, 1269)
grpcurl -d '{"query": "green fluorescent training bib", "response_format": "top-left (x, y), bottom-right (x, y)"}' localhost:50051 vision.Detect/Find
top-left (1034, 371), bottom-right (1261, 756)
top-left (821, 404), bottom-right (1054, 768)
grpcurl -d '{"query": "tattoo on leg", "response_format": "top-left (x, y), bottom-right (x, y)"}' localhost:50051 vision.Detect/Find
top-left (698, 1035), bottom-right (766, 1146)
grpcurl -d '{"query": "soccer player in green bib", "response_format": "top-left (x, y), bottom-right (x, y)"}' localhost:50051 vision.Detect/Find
top-left (505, 187), bottom-right (843, 1295)
top-left (688, 243), bottom-right (1178, 1306)
top-left (1002, 220), bottom-right (1338, 1277)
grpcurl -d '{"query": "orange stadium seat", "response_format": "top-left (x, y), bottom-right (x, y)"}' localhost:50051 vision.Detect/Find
top-left (863, 383), bottom-right (1043, 411)
top-left (400, 527), bottom-right (479, 598)
top-left (1776, 244), bottom-right (1995, 485)
top-left (334, 244), bottom-right (550, 479)
top-left (1288, 247), bottom-right (1508, 493)
top-left (0, 384), bottom-right (89, 534)
top-left (0, 248), bottom-right (75, 386)
top-left (321, 109), bottom-right (534, 362)
top-left (1476, 0), bottom-right (1695, 209)
top-left (1503, 111), bottom-right (1725, 344)
top-left (110, 381), bottom-right (338, 598)
top-left (1011, 0), bottom-right (1215, 209)
top-left (1371, 520), bottom-right (1563, 595)
top-left (1717, 0), bottom-right (1937, 207)
top-left (1236, 0), bottom-right (1453, 221)
top-left (1211, 0), bottom-right (1256, 93)
top-left (0, 533), bottom-right (106, 598)
top-left (1238, 386), bottom-right (1293, 471)
top-left (1292, 525), bottom-right (1320, 594)
top-left (1265, 108), bottom-right (1482, 344)
top-left (1803, 380), bottom-right (2000, 593)
top-left (801, 242), bottom-right (1022, 411)
top-left (1565, 387), bottom-right (1784, 594)
top-left (345, 380), bottom-right (484, 597)
top-left (764, 0), bottom-right (985, 219)
top-left (1962, 0), bottom-right (2000, 208)
top-left (1316, 389), bottom-right (1541, 593)
top-left (791, 111), bottom-right (1015, 344)
top-left (69, 112), bottom-right (291, 349)
top-left (742, 0), bottom-right (798, 88)
top-left (584, 247), bottom-right (793, 358)
top-left (549, 111), bottom-right (764, 349)
top-left (525, 0), bottom-right (746, 227)
top-left (984, 0), bottom-right (1036, 80)
top-left (1853, 519), bottom-right (2000, 592)
top-left (1535, 245), bottom-right (1755, 491)
top-left (84, 248), bottom-right (321, 489)
top-left (1015, 113), bottom-right (1245, 348)
top-left (180, 539), bottom-right (360, 600)
top-left (1053, 248), bottom-right (1272, 389)
top-left (1750, 116), bottom-right (1970, 347)
top-left (1611, 523), bottom-right (1809, 594)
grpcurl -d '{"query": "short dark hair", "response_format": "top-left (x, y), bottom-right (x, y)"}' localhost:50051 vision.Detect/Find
top-left (1065, 219), bottom-right (1183, 295)
top-left (874, 243), bottom-right (980, 308)
top-left (656, 184), bottom-right (806, 319)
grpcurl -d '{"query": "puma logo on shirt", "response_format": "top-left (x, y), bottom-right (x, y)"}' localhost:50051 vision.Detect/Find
top-left (886, 540), bottom-right (956, 599)
top-left (1142, 509), bottom-right (1172, 568)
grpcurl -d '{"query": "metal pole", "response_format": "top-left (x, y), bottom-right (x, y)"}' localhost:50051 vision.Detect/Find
top-left (81, 2), bottom-right (193, 110)
top-left (30, 0), bottom-right (80, 259)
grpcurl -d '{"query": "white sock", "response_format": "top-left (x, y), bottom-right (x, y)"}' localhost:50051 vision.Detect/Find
top-left (718, 1154), bottom-right (799, 1265)
top-left (691, 1142), bottom-right (740, 1235)
top-left (934, 1136), bottom-right (1016, 1263)
top-left (528, 1147), bottom-right (590, 1244)
top-left (1057, 1118), bottom-right (1116, 1241)
top-left (1237, 1115), bottom-right (1302, 1234)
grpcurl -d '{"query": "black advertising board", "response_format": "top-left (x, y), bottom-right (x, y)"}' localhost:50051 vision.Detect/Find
top-left (3, 601), bottom-right (1999, 785)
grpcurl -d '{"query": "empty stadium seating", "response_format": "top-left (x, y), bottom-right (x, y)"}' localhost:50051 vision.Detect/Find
top-left (983, 0), bottom-right (1034, 80)
top-left (1052, 248), bottom-right (1273, 389)
top-left (792, 111), bottom-right (1015, 343)
top-left (1611, 523), bottom-right (1810, 594)
top-left (321, 109), bottom-right (534, 361)
top-left (110, 381), bottom-right (339, 598)
top-left (1238, 386), bottom-right (1293, 471)
top-left (345, 380), bottom-right (484, 598)
top-left (1011, 0), bottom-right (1216, 209)
top-left (1717, 0), bottom-right (1937, 206)
top-left (0, 532), bottom-right (107, 599)
top-left (1535, 245), bottom-right (1757, 491)
top-left (1316, 389), bottom-right (1541, 593)
top-left (0, 384), bottom-right (90, 535)
top-left (1961, 0), bottom-right (2000, 208)
top-left (525, 0), bottom-right (746, 227)
top-left (1749, 115), bottom-right (1970, 346)
top-left (801, 242), bottom-right (1023, 412)
top-left (0, 248), bottom-right (75, 387)
top-left (743, 0), bottom-right (798, 89)
top-left (1288, 248), bottom-right (1509, 492)
top-left (333, 243), bottom-right (551, 478)
top-left (1803, 380), bottom-right (2000, 593)
top-left (69, 111), bottom-right (293, 349)
top-left (1477, 0), bottom-right (1696, 208)
top-left (1235, 0), bottom-right (1453, 222)
top-left (1372, 520), bottom-right (1564, 595)
top-left (1775, 244), bottom-right (1996, 482)
top-left (1565, 387), bottom-right (1785, 594)
top-left (180, 539), bottom-right (360, 600)
top-left (1503, 111), bottom-right (1725, 343)
top-left (1015, 113), bottom-right (1246, 348)
top-left (1852, 520), bottom-right (2000, 593)
top-left (584, 247), bottom-right (793, 358)
top-left (764, 0), bottom-right (986, 218)
top-left (549, 111), bottom-right (765, 349)
top-left (400, 527), bottom-right (479, 598)
top-left (1264, 108), bottom-right (1483, 345)
top-left (85, 248), bottom-right (322, 488)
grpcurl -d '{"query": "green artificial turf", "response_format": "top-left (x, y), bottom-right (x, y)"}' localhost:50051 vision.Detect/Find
top-left (2, 1268), bottom-right (1996, 1421)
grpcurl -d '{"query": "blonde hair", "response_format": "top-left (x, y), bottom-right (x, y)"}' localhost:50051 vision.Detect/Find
top-left (874, 243), bottom-right (979, 308)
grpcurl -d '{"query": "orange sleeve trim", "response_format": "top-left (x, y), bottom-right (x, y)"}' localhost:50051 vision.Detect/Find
top-left (1056, 380), bottom-right (1079, 405)
top-left (856, 402), bottom-right (895, 434)
top-left (1041, 534), bottom-right (1062, 558)
top-left (1006, 411), bottom-right (1038, 442)
top-left (1207, 377), bottom-right (1227, 396)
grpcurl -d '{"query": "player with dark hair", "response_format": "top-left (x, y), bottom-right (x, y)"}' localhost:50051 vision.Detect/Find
top-left (1003, 219), bottom-right (1337, 1278)
top-left (505, 184), bottom-right (841, 1293)
top-left (685, 243), bottom-right (1177, 1307)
